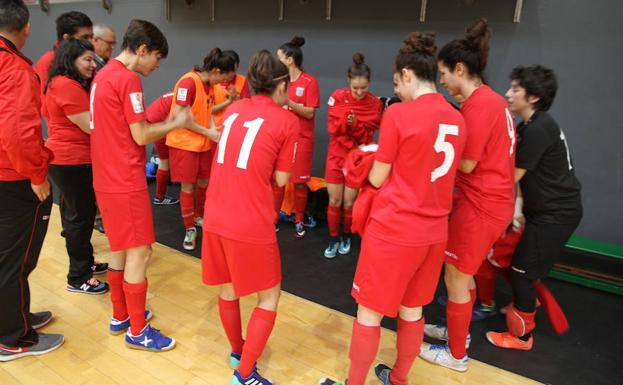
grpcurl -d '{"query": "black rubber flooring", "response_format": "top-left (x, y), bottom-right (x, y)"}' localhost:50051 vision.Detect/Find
top-left (149, 182), bottom-right (623, 385)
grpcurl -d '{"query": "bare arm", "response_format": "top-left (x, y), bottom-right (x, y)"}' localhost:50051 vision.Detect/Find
top-left (288, 99), bottom-right (316, 120)
top-left (515, 167), bottom-right (527, 182)
top-left (172, 104), bottom-right (220, 141)
top-left (129, 108), bottom-right (194, 146)
top-left (459, 159), bottom-right (478, 174)
top-left (368, 160), bottom-right (392, 188)
top-left (274, 170), bottom-right (291, 187)
top-left (67, 112), bottom-right (92, 135)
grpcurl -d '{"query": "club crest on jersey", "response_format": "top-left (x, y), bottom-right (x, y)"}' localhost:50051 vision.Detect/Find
top-left (327, 96), bottom-right (335, 106)
top-left (129, 92), bottom-right (144, 114)
top-left (295, 86), bottom-right (305, 97)
top-left (177, 87), bottom-right (188, 102)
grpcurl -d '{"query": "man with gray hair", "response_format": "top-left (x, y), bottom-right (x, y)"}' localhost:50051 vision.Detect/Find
top-left (92, 23), bottom-right (115, 70)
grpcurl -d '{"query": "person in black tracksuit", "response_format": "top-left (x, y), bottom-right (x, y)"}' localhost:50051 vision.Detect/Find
top-left (0, 0), bottom-right (64, 362)
top-left (486, 65), bottom-right (583, 350)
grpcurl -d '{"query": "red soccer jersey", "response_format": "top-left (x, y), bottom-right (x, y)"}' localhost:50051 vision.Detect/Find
top-left (146, 92), bottom-right (174, 123)
top-left (366, 93), bottom-right (467, 246)
top-left (288, 71), bottom-right (320, 148)
top-left (45, 75), bottom-right (91, 165)
top-left (175, 73), bottom-right (211, 107)
top-left (34, 49), bottom-right (55, 119)
top-left (204, 94), bottom-right (299, 244)
top-left (456, 85), bottom-right (516, 224)
top-left (90, 59), bottom-right (147, 193)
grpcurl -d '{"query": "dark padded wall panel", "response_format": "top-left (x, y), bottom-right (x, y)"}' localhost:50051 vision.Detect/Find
top-left (23, 0), bottom-right (623, 244)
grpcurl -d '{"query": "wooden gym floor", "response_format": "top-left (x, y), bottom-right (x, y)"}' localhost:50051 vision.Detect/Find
top-left (0, 206), bottom-right (541, 385)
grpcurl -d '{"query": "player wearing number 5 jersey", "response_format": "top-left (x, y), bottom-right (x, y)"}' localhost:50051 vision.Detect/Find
top-left (420, 19), bottom-right (517, 372)
top-left (202, 50), bottom-right (298, 385)
top-left (320, 32), bottom-right (466, 385)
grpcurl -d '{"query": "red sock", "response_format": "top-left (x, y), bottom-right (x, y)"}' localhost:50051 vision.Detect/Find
top-left (195, 186), bottom-right (207, 219)
top-left (293, 186), bottom-right (308, 223)
top-left (273, 186), bottom-right (285, 221)
top-left (475, 264), bottom-right (496, 306)
top-left (389, 317), bottom-right (424, 385)
top-left (343, 208), bottom-right (353, 234)
top-left (218, 298), bottom-right (244, 354)
top-left (107, 269), bottom-right (127, 320)
top-left (347, 320), bottom-right (381, 385)
top-left (327, 205), bottom-right (341, 237)
top-left (239, 308), bottom-right (276, 378)
top-left (180, 191), bottom-right (195, 229)
top-left (155, 169), bottom-right (170, 200)
top-left (446, 299), bottom-right (473, 359)
top-left (123, 279), bottom-right (148, 336)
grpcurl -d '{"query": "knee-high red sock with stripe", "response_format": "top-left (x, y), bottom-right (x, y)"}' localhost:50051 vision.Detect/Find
top-left (347, 320), bottom-right (381, 385)
top-left (446, 298), bottom-right (473, 359)
top-left (107, 269), bottom-right (127, 320)
top-left (194, 186), bottom-right (207, 219)
top-left (273, 186), bottom-right (285, 221)
top-left (390, 317), bottom-right (424, 385)
top-left (343, 208), bottom-right (353, 234)
top-left (123, 279), bottom-right (148, 335)
top-left (293, 185), bottom-right (308, 223)
top-left (180, 191), bottom-right (195, 229)
top-left (327, 205), bottom-right (341, 238)
top-left (238, 308), bottom-right (277, 378)
top-left (155, 169), bottom-right (170, 200)
top-left (218, 298), bottom-right (244, 354)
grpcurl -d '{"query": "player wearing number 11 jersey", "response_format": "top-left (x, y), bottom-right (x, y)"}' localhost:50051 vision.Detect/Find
top-left (202, 50), bottom-right (298, 385)
top-left (320, 32), bottom-right (465, 385)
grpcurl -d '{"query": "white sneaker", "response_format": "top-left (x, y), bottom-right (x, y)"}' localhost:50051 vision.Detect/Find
top-left (183, 228), bottom-right (198, 251)
top-left (419, 342), bottom-right (469, 372)
top-left (424, 324), bottom-right (471, 348)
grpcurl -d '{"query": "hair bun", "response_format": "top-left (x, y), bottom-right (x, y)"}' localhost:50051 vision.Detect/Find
top-left (208, 47), bottom-right (222, 57)
top-left (465, 18), bottom-right (490, 46)
top-left (352, 52), bottom-right (365, 66)
top-left (399, 31), bottom-right (437, 56)
top-left (290, 36), bottom-right (305, 47)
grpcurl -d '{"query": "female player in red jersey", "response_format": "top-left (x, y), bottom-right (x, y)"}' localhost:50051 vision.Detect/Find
top-left (420, 19), bottom-right (517, 371)
top-left (91, 19), bottom-right (216, 352)
top-left (166, 48), bottom-right (236, 251)
top-left (275, 36), bottom-right (320, 238)
top-left (202, 50), bottom-right (299, 385)
top-left (324, 53), bottom-right (382, 258)
top-left (44, 39), bottom-right (109, 295)
top-left (320, 32), bottom-right (466, 385)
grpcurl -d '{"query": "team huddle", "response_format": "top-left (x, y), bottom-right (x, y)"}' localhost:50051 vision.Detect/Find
top-left (0, 1), bottom-right (583, 385)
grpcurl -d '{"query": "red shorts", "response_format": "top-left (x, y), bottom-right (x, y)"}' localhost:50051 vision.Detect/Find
top-left (324, 152), bottom-right (346, 185)
top-left (445, 197), bottom-right (509, 275)
top-left (201, 231), bottom-right (281, 297)
top-left (95, 189), bottom-right (155, 251)
top-left (169, 148), bottom-right (212, 183)
top-left (154, 138), bottom-right (169, 161)
top-left (290, 149), bottom-right (313, 183)
top-left (352, 232), bottom-right (446, 317)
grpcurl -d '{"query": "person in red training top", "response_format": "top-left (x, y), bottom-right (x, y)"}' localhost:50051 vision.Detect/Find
top-left (486, 65), bottom-right (582, 350)
top-left (324, 52), bottom-right (382, 259)
top-left (0, 0), bottom-right (64, 362)
top-left (320, 32), bottom-right (466, 385)
top-left (212, 49), bottom-right (252, 126)
top-left (145, 92), bottom-right (178, 205)
top-left (166, 48), bottom-right (236, 251)
top-left (420, 19), bottom-right (516, 372)
top-left (202, 50), bottom-right (298, 385)
top-left (34, 11), bottom-right (93, 119)
top-left (91, 19), bottom-right (214, 352)
top-left (44, 39), bottom-right (109, 295)
top-left (275, 35), bottom-right (320, 238)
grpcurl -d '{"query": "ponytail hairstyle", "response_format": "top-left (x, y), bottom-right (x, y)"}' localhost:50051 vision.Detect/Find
top-left (348, 52), bottom-right (371, 80)
top-left (438, 18), bottom-right (491, 78)
top-left (45, 38), bottom-right (95, 93)
top-left (195, 47), bottom-right (237, 73)
top-left (278, 35), bottom-right (305, 68)
top-left (247, 49), bottom-right (289, 95)
top-left (394, 31), bottom-right (438, 82)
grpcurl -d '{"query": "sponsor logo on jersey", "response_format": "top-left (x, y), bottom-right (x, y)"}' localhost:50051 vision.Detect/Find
top-left (444, 250), bottom-right (459, 260)
top-left (177, 87), bottom-right (188, 102)
top-left (295, 86), bottom-right (305, 97)
top-left (327, 96), bottom-right (335, 106)
top-left (129, 92), bottom-right (144, 114)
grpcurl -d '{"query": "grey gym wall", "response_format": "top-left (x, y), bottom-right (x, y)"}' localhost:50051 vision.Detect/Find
top-left (23, 0), bottom-right (623, 245)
